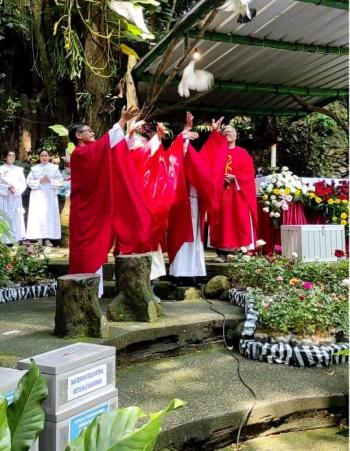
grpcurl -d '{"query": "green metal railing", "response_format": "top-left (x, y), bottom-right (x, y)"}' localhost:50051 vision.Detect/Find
top-left (155, 103), bottom-right (309, 117)
top-left (186, 30), bottom-right (348, 56)
top-left (139, 73), bottom-right (348, 98)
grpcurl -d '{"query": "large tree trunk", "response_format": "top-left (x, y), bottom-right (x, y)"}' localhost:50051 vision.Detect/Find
top-left (54, 274), bottom-right (109, 338)
top-left (29, 0), bottom-right (57, 108)
top-left (84, 7), bottom-right (113, 136)
top-left (107, 255), bottom-right (163, 322)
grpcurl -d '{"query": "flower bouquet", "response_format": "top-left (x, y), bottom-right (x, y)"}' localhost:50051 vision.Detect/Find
top-left (258, 167), bottom-right (308, 227)
top-left (304, 180), bottom-right (349, 231)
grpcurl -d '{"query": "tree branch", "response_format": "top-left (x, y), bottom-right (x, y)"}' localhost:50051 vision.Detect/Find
top-left (140, 8), bottom-right (219, 120)
top-left (292, 95), bottom-right (348, 133)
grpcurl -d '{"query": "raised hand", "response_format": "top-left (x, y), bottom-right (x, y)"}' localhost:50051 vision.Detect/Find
top-left (129, 119), bottom-right (146, 136)
top-left (156, 122), bottom-right (168, 139)
top-left (212, 116), bottom-right (224, 131)
top-left (121, 105), bottom-right (139, 122)
top-left (184, 111), bottom-right (194, 131)
top-left (182, 130), bottom-right (199, 141)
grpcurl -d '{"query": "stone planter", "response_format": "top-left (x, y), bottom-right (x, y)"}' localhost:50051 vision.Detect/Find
top-left (0, 281), bottom-right (57, 303)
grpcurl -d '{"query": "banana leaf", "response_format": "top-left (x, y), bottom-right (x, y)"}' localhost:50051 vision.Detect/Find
top-left (7, 361), bottom-right (48, 451)
top-left (0, 395), bottom-right (10, 451)
top-left (66, 398), bottom-right (186, 451)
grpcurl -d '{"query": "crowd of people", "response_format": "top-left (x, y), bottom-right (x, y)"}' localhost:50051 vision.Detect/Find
top-left (1, 106), bottom-right (258, 295)
top-left (66, 106), bottom-right (258, 294)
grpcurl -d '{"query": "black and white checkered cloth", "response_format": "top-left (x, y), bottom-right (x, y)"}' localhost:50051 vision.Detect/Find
top-left (0, 282), bottom-right (57, 303)
top-left (228, 288), bottom-right (349, 367)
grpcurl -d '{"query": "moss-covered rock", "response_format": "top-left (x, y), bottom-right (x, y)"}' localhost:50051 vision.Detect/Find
top-left (204, 276), bottom-right (231, 299)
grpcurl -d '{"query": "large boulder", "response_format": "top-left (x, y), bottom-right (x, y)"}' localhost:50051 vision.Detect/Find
top-left (204, 275), bottom-right (231, 299)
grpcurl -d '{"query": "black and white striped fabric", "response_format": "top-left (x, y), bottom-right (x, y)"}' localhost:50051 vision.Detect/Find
top-left (0, 282), bottom-right (57, 304)
top-left (228, 288), bottom-right (349, 367)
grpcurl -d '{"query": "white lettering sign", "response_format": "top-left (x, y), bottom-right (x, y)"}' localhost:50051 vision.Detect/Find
top-left (67, 364), bottom-right (107, 401)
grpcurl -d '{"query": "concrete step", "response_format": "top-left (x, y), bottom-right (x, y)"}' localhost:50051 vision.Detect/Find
top-left (115, 347), bottom-right (348, 450)
top-left (0, 297), bottom-right (244, 367)
top-left (48, 261), bottom-right (231, 282)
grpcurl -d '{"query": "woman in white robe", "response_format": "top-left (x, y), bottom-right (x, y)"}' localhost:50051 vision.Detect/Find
top-left (0, 150), bottom-right (26, 243)
top-left (26, 150), bottom-right (63, 245)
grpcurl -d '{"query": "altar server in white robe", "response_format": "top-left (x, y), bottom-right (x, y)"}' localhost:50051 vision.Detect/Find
top-left (26, 150), bottom-right (63, 245)
top-left (0, 150), bottom-right (26, 243)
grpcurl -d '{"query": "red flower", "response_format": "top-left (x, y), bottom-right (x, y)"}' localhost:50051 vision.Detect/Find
top-left (274, 244), bottom-right (282, 255)
top-left (299, 294), bottom-right (305, 300)
top-left (335, 249), bottom-right (345, 258)
top-left (303, 281), bottom-right (314, 290)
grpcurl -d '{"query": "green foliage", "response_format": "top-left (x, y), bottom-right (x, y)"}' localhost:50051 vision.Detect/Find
top-left (66, 399), bottom-right (185, 451)
top-left (9, 243), bottom-right (51, 286)
top-left (229, 254), bottom-right (348, 294)
top-left (49, 124), bottom-right (69, 137)
top-left (0, 395), bottom-right (10, 451)
top-left (0, 0), bottom-right (31, 41)
top-left (253, 285), bottom-right (348, 336)
top-left (1, 361), bottom-right (48, 451)
top-left (0, 212), bottom-right (13, 244)
top-left (238, 101), bottom-right (348, 177)
top-left (0, 242), bottom-right (51, 287)
top-left (228, 254), bottom-right (349, 336)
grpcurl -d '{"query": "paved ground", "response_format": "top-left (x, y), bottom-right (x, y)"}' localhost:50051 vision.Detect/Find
top-left (0, 296), bottom-right (243, 364)
top-left (220, 427), bottom-right (348, 450)
top-left (116, 347), bottom-right (348, 445)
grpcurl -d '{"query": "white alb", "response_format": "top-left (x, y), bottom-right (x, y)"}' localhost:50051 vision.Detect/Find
top-left (0, 164), bottom-right (26, 243)
top-left (26, 163), bottom-right (63, 240)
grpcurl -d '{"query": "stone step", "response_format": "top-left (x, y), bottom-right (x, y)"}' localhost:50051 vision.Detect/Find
top-left (102, 280), bottom-right (204, 301)
top-left (48, 261), bottom-right (230, 282)
top-left (0, 297), bottom-right (244, 367)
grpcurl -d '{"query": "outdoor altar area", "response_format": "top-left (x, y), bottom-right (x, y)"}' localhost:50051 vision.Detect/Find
top-left (255, 170), bottom-right (349, 255)
top-left (0, 0), bottom-right (348, 449)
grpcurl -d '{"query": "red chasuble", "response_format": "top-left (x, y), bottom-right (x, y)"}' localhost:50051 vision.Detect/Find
top-left (204, 132), bottom-right (258, 249)
top-left (129, 139), bottom-right (181, 246)
top-left (166, 135), bottom-right (214, 264)
top-left (69, 134), bottom-right (156, 274)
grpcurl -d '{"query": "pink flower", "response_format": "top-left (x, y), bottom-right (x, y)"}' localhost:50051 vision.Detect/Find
top-left (276, 276), bottom-right (284, 282)
top-left (274, 244), bottom-right (282, 254)
top-left (303, 281), bottom-right (314, 290)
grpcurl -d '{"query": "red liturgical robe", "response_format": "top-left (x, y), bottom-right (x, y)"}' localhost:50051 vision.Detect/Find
top-left (167, 136), bottom-right (214, 264)
top-left (69, 134), bottom-right (156, 274)
top-left (205, 132), bottom-right (258, 249)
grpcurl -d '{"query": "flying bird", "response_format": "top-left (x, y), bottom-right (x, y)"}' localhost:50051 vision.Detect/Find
top-left (219, 0), bottom-right (257, 23)
top-left (109, 1), bottom-right (156, 39)
top-left (178, 60), bottom-right (214, 98)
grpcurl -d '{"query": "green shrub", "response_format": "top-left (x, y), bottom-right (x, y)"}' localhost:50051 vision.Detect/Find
top-left (253, 285), bottom-right (348, 336)
top-left (227, 254), bottom-right (349, 336)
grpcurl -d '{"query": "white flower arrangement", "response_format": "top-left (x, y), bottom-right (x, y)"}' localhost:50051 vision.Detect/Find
top-left (258, 167), bottom-right (308, 223)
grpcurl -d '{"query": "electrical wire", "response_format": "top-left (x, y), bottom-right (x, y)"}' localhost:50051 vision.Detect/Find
top-left (200, 284), bottom-right (257, 450)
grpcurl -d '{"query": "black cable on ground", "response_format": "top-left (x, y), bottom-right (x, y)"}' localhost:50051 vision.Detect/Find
top-left (200, 285), bottom-right (257, 450)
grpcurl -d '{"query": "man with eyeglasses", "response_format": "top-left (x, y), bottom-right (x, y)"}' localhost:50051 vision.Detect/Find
top-left (67, 106), bottom-right (157, 296)
top-left (206, 121), bottom-right (258, 262)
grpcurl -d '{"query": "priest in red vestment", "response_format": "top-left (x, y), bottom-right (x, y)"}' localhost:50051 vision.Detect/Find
top-left (68, 106), bottom-right (157, 294)
top-left (167, 113), bottom-right (214, 278)
top-left (206, 122), bottom-right (258, 262)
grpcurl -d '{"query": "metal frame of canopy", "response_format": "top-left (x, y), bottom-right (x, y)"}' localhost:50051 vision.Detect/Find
top-left (134, 0), bottom-right (349, 118)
